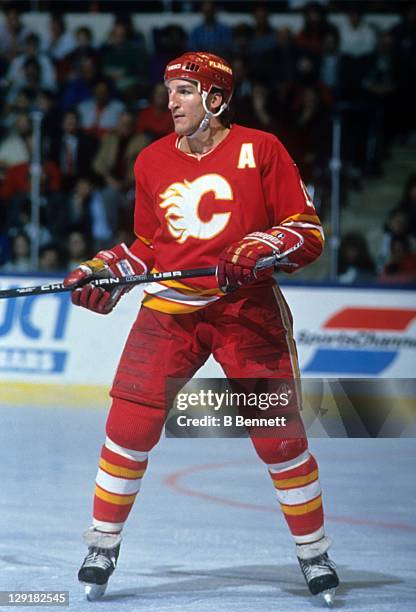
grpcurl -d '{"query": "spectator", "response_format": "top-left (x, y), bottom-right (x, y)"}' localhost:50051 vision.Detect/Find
top-left (0, 137), bottom-right (61, 203)
top-left (237, 83), bottom-right (278, 134)
top-left (320, 31), bottom-right (345, 98)
top-left (67, 177), bottom-right (94, 237)
top-left (296, 1), bottom-right (339, 55)
top-left (1, 230), bottom-right (32, 273)
top-left (249, 4), bottom-right (276, 59)
top-left (63, 26), bottom-right (98, 78)
top-left (286, 85), bottom-right (331, 182)
top-left (188, 1), bottom-right (232, 56)
top-left (39, 242), bottom-right (66, 272)
top-left (67, 176), bottom-right (119, 250)
top-left (377, 208), bottom-right (414, 271)
top-left (150, 24), bottom-right (187, 86)
top-left (362, 31), bottom-right (400, 172)
top-left (0, 113), bottom-right (31, 167)
top-left (231, 56), bottom-right (253, 100)
top-left (6, 58), bottom-right (53, 108)
top-left (231, 22), bottom-right (253, 59)
top-left (77, 78), bottom-right (125, 138)
top-left (43, 13), bottom-right (76, 62)
top-left (60, 53), bottom-right (102, 111)
top-left (66, 230), bottom-right (91, 270)
top-left (5, 33), bottom-right (56, 93)
top-left (6, 199), bottom-right (52, 249)
top-left (378, 236), bottom-right (416, 285)
top-left (0, 2), bottom-right (32, 62)
top-left (269, 27), bottom-right (299, 90)
top-left (48, 109), bottom-right (98, 190)
top-left (339, 4), bottom-right (376, 58)
top-left (397, 173), bottom-right (416, 237)
top-left (0, 223), bottom-right (10, 265)
top-left (135, 83), bottom-right (173, 140)
top-left (36, 89), bottom-right (62, 145)
top-left (338, 232), bottom-right (376, 284)
top-left (101, 20), bottom-right (148, 100)
top-left (390, 3), bottom-right (416, 63)
top-left (390, 5), bottom-right (416, 141)
top-left (1, 88), bottom-right (32, 131)
top-left (93, 110), bottom-right (149, 189)
top-left (91, 110), bottom-right (148, 238)
top-left (0, 129), bottom-right (67, 240)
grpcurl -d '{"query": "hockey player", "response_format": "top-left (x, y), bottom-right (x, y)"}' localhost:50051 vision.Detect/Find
top-left (64, 52), bottom-right (339, 606)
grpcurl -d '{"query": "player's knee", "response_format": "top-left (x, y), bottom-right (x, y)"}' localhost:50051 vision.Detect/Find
top-left (106, 397), bottom-right (166, 452)
top-left (251, 436), bottom-right (308, 465)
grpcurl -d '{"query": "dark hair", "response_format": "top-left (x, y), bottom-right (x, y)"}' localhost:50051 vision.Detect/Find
top-left (338, 232), bottom-right (375, 275)
top-left (76, 26), bottom-right (93, 41)
top-left (399, 173), bottom-right (416, 205)
top-left (23, 57), bottom-right (41, 70)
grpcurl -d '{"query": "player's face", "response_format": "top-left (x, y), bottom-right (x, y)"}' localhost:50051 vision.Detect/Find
top-left (165, 79), bottom-right (205, 136)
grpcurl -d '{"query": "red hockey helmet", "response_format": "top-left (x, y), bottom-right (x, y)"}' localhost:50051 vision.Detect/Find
top-left (164, 52), bottom-right (234, 107)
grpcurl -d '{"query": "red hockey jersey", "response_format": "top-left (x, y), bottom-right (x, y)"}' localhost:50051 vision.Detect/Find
top-left (130, 124), bottom-right (324, 314)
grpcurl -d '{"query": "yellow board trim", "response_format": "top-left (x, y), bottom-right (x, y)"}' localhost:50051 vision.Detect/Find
top-left (99, 458), bottom-right (145, 479)
top-left (273, 469), bottom-right (318, 490)
top-left (0, 383), bottom-right (109, 407)
top-left (95, 486), bottom-right (138, 506)
top-left (280, 495), bottom-right (322, 516)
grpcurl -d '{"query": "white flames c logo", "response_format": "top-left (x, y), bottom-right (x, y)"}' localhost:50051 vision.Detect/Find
top-left (159, 174), bottom-right (233, 244)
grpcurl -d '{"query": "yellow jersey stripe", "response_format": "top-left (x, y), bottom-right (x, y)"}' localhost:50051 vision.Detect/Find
top-left (273, 469), bottom-right (319, 489)
top-left (95, 485), bottom-right (138, 506)
top-left (99, 458), bottom-right (145, 479)
top-left (135, 234), bottom-right (153, 246)
top-left (279, 213), bottom-right (321, 225)
top-left (280, 495), bottom-right (322, 516)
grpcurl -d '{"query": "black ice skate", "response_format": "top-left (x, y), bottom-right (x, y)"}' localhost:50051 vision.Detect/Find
top-left (78, 528), bottom-right (121, 601)
top-left (296, 538), bottom-right (339, 607)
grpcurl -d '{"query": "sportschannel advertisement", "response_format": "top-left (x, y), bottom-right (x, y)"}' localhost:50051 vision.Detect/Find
top-left (0, 277), bottom-right (415, 386)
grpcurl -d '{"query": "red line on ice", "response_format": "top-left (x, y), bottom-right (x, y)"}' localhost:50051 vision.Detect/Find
top-left (164, 460), bottom-right (416, 532)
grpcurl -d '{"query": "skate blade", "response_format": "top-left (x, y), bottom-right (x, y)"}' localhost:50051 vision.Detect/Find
top-left (320, 588), bottom-right (336, 607)
top-left (84, 582), bottom-right (108, 601)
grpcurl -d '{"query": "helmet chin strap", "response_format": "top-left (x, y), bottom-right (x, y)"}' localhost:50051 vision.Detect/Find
top-left (186, 90), bottom-right (228, 139)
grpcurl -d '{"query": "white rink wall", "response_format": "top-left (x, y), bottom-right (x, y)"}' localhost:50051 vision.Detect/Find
top-left (0, 276), bottom-right (415, 401)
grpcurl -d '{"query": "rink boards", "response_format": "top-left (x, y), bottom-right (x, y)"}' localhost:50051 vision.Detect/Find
top-left (0, 275), bottom-right (415, 406)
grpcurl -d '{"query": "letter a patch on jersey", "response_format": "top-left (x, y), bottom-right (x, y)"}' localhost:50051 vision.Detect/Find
top-left (237, 143), bottom-right (256, 169)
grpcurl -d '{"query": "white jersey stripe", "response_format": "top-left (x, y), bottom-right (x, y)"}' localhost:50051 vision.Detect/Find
top-left (144, 285), bottom-right (219, 306)
top-left (275, 479), bottom-right (321, 505)
top-left (96, 469), bottom-right (142, 495)
top-left (293, 526), bottom-right (325, 545)
top-left (105, 436), bottom-right (148, 462)
top-left (268, 450), bottom-right (310, 473)
top-left (92, 519), bottom-right (126, 532)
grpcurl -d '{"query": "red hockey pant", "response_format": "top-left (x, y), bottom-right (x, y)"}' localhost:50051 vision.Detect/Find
top-left (93, 285), bottom-right (325, 542)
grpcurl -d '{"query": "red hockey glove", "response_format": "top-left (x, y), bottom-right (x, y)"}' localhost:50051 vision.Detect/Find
top-left (63, 243), bottom-right (146, 314)
top-left (217, 230), bottom-right (303, 292)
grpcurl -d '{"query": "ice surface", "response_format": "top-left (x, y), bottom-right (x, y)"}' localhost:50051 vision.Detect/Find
top-left (1, 405), bottom-right (415, 611)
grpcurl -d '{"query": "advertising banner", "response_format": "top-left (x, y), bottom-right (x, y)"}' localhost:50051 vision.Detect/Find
top-left (0, 277), bottom-right (415, 388)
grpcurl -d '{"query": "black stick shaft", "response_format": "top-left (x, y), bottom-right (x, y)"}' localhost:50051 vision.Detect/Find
top-left (0, 267), bottom-right (218, 300)
top-left (0, 255), bottom-right (284, 300)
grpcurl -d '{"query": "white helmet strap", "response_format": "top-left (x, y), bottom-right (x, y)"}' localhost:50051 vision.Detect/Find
top-left (187, 89), bottom-right (228, 139)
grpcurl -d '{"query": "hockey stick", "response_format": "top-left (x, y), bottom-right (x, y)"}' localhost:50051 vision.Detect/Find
top-left (0, 255), bottom-right (290, 300)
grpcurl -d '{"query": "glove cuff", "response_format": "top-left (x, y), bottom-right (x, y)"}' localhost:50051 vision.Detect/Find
top-left (244, 229), bottom-right (304, 258)
top-left (98, 243), bottom-right (147, 275)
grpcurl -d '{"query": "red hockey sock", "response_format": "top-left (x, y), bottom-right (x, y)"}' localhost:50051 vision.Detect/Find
top-left (92, 437), bottom-right (148, 532)
top-left (268, 451), bottom-right (324, 544)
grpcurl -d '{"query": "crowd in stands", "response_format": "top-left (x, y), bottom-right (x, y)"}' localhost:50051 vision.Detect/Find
top-left (0, 0), bottom-right (415, 284)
